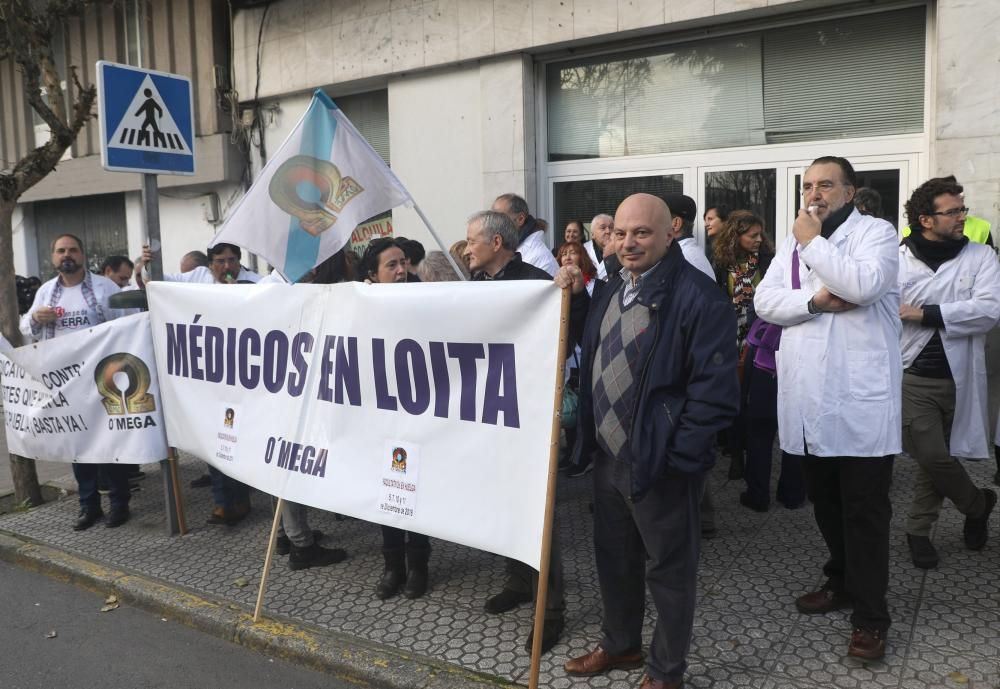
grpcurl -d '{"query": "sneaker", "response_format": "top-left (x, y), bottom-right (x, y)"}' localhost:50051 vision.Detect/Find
top-left (847, 627), bottom-right (885, 660)
top-left (963, 488), bottom-right (997, 551)
top-left (906, 533), bottom-right (938, 569)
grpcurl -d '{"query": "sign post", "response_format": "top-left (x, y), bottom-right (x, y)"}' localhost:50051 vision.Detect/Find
top-left (98, 60), bottom-right (195, 535)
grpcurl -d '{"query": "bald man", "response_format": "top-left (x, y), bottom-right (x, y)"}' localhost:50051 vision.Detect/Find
top-left (562, 194), bottom-right (739, 689)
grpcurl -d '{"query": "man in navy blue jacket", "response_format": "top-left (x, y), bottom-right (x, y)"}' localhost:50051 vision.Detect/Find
top-left (562, 193), bottom-right (739, 689)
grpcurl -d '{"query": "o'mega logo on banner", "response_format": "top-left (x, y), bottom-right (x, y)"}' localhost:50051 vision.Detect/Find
top-left (94, 353), bottom-right (158, 430)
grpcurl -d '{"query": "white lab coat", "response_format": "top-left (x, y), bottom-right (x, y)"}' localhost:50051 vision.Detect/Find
top-left (678, 237), bottom-right (715, 280)
top-left (584, 239), bottom-right (608, 280)
top-left (899, 241), bottom-right (1000, 458)
top-left (755, 209), bottom-right (902, 457)
top-left (163, 266), bottom-right (262, 283)
top-left (517, 231), bottom-right (559, 276)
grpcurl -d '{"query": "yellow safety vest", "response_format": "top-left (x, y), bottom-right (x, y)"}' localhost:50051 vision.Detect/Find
top-left (901, 215), bottom-right (993, 244)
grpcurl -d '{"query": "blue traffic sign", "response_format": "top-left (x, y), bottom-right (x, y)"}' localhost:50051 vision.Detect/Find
top-left (97, 61), bottom-right (195, 175)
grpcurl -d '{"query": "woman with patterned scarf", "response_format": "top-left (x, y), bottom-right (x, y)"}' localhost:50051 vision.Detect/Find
top-left (712, 210), bottom-right (774, 479)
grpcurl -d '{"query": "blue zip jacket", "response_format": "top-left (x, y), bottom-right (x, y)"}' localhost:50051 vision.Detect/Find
top-left (571, 241), bottom-right (740, 500)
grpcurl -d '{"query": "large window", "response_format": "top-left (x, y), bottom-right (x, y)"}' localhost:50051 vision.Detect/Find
top-left (546, 7), bottom-right (925, 161)
top-left (553, 174), bottom-right (683, 246)
top-left (335, 90), bottom-right (389, 164)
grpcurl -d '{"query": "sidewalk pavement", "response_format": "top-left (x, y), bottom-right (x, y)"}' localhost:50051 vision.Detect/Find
top-left (1, 450), bottom-right (998, 689)
top-left (0, 421), bottom-right (77, 498)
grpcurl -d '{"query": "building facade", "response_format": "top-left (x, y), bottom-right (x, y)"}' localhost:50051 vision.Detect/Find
top-left (4, 0), bottom-right (997, 276)
top-left (232, 0), bottom-right (998, 254)
top-left (2, 0), bottom-right (242, 278)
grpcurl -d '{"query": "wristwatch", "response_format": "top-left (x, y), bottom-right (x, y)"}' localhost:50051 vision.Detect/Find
top-left (807, 297), bottom-right (821, 315)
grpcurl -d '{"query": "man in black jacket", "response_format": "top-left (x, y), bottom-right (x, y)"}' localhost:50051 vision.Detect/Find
top-left (463, 209), bottom-right (582, 655)
top-left (563, 194), bottom-right (739, 689)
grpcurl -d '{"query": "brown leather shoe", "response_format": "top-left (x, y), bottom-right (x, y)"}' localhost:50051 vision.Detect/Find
top-left (564, 645), bottom-right (644, 677)
top-left (795, 587), bottom-right (853, 614)
top-left (847, 627), bottom-right (885, 660)
top-left (639, 674), bottom-right (683, 689)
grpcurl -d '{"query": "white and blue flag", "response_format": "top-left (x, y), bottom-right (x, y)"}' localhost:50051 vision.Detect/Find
top-left (211, 90), bottom-right (412, 282)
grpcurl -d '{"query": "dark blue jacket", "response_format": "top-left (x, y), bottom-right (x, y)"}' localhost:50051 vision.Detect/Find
top-left (571, 241), bottom-right (740, 500)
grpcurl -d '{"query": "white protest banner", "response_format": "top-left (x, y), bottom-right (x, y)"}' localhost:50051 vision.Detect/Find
top-left (210, 90), bottom-right (412, 282)
top-left (147, 281), bottom-right (560, 568)
top-left (0, 313), bottom-right (168, 464)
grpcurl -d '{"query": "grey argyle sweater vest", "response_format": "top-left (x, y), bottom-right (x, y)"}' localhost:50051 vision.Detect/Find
top-left (592, 286), bottom-right (651, 461)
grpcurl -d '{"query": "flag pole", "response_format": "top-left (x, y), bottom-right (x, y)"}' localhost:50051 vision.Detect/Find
top-left (253, 497), bottom-right (284, 623)
top-left (527, 286), bottom-right (571, 689)
top-left (412, 203), bottom-right (468, 282)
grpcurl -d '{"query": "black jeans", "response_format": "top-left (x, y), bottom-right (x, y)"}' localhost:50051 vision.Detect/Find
top-left (73, 463), bottom-right (130, 513)
top-left (593, 452), bottom-right (703, 683)
top-left (802, 454), bottom-right (894, 633)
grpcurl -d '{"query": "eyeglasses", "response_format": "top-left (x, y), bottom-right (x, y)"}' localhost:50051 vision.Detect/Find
top-left (801, 181), bottom-right (844, 194)
top-left (211, 257), bottom-right (240, 266)
top-left (928, 206), bottom-right (969, 218)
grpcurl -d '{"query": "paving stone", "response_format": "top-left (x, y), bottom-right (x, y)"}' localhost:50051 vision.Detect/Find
top-left (1, 450), bottom-right (998, 688)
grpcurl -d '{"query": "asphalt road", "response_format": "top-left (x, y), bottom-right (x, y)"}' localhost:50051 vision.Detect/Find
top-left (0, 560), bottom-right (361, 689)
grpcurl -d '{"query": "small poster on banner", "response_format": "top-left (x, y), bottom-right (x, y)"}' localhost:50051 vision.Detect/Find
top-left (378, 441), bottom-right (420, 519)
top-left (215, 404), bottom-right (241, 463)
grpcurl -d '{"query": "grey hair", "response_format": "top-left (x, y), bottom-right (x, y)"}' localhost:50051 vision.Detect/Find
top-left (494, 193), bottom-right (529, 217)
top-left (183, 250), bottom-right (209, 268)
top-left (591, 213), bottom-right (613, 226)
top-left (416, 251), bottom-right (463, 282)
top-left (468, 210), bottom-right (519, 252)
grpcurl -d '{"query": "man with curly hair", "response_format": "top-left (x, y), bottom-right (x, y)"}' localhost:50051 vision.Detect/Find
top-left (898, 176), bottom-right (1000, 569)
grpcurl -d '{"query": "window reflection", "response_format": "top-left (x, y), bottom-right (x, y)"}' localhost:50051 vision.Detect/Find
top-left (705, 169), bottom-right (777, 247)
top-left (553, 175), bottom-right (684, 248)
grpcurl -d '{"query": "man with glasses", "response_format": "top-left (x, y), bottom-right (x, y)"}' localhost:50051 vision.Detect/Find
top-left (135, 242), bottom-right (258, 525)
top-left (898, 176), bottom-right (1000, 569)
top-left (135, 243), bottom-right (260, 286)
top-left (755, 156), bottom-right (901, 660)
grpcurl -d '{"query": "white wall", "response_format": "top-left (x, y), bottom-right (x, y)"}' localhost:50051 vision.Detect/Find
top-left (155, 186), bottom-right (243, 275)
top-left (932, 0), bottom-right (1000, 230)
top-left (388, 63), bottom-right (483, 251)
top-left (11, 205), bottom-right (34, 276)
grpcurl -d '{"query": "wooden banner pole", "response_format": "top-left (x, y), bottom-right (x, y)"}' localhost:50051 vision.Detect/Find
top-left (527, 287), bottom-right (572, 689)
top-left (167, 447), bottom-right (187, 535)
top-left (253, 497), bottom-right (285, 623)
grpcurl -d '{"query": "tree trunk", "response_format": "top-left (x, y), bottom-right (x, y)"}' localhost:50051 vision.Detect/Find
top-left (0, 199), bottom-right (22, 347)
top-left (9, 455), bottom-right (43, 507)
top-left (0, 198), bottom-right (43, 507)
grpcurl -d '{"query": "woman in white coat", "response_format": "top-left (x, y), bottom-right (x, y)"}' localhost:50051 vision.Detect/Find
top-left (897, 177), bottom-right (1000, 569)
top-left (754, 156), bottom-right (900, 661)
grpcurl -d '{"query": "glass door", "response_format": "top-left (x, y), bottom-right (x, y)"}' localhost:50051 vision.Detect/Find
top-left (785, 158), bottom-right (913, 242)
top-left (550, 172), bottom-right (685, 249)
top-left (699, 168), bottom-right (778, 260)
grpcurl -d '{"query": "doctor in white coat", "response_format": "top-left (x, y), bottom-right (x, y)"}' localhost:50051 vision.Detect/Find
top-left (897, 176), bottom-right (1000, 570)
top-left (755, 156), bottom-right (900, 661)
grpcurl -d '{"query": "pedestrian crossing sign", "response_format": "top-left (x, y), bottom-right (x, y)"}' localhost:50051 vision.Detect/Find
top-left (97, 61), bottom-right (195, 175)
